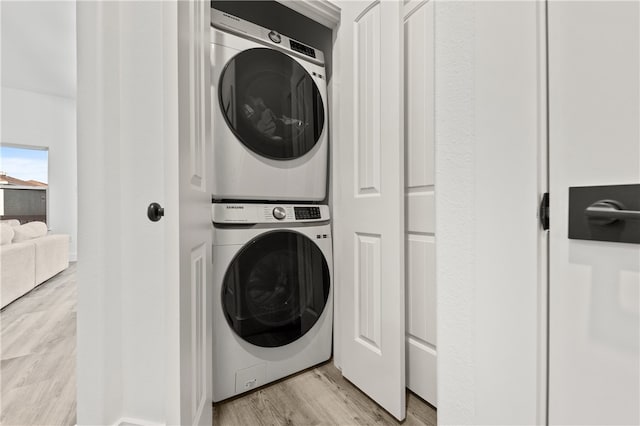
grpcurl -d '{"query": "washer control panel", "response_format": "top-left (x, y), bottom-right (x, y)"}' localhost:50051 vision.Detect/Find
top-left (272, 206), bottom-right (287, 220)
top-left (212, 203), bottom-right (329, 224)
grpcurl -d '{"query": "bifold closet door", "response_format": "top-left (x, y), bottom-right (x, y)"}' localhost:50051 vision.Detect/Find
top-left (334, 0), bottom-right (406, 421)
top-left (403, 0), bottom-right (436, 407)
top-left (177, 1), bottom-right (213, 424)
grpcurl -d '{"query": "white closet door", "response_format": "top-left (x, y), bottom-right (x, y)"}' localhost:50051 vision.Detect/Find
top-left (334, 0), bottom-right (406, 420)
top-left (548, 2), bottom-right (639, 424)
top-left (176, 1), bottom-right (213, 424)
top-left (403, 0), bottom-right (436, 406)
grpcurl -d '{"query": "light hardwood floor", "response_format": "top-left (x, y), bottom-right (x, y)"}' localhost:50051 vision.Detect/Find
top-left (1, 263), bottom-right (77, 426)
top-left (1, 264), bottom-right (436, 426)
top-left (214, 363), bottom-right (437, 426)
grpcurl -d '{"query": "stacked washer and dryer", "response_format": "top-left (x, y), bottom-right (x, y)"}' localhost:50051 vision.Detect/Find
top-left (210, 9), bottom-right (333, 402)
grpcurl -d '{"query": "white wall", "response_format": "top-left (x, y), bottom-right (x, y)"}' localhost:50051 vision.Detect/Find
top-left (1, 1), bottom-right (76, 99)
top-left (1, 87), bottom-right (78, 260)
top-left (435, 1), bottom-right (546, 424)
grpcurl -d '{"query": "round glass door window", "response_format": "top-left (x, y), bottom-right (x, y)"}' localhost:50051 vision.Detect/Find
top-left (222, 231), bottom-right (330, 347)
top-left (218, 48), bottom-right (325, 160)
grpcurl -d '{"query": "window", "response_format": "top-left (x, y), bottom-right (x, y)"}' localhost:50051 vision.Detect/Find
top-left (0, 145), bottom-right (49, 224)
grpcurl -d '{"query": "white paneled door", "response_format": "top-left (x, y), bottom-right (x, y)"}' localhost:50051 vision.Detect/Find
top-left (334, 0), bottom-right (406, 420)
top-left (548, 2), bottom-right (640, 424)
top-left (76, 1), bottom-right (212, 423)
top-left (403, 0), bottom-right (436, 406)
top-left (177, 1), bottom-right (213, 425)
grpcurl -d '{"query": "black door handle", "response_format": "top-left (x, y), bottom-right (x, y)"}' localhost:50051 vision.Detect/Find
top-left (585, 200), bottom-right (640, 225)
top-left (569, 184), bottom-right (640, 244)
top-left (147, 202), bottom-right (165, 222)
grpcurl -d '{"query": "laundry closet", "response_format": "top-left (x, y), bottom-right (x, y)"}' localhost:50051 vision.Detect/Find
top-left (75, 1), bottom-right (639, 424)
top-left (209, 0), bottom-right (435, 421)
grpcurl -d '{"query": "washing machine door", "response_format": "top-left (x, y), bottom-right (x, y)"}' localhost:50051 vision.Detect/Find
top-left (222, 230), bottom-right (330, 347)
top-left (218, 48), bottom-right (325, 160)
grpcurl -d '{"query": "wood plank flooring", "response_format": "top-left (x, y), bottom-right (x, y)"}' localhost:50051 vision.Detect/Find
top-left (214, 363), bottom-right (437, 426)
top-left (1, 263), bottom-right (437, 426)
top-left (1, 263), bottom-right (77, 426)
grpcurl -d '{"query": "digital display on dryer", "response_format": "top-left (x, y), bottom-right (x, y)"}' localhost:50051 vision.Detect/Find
top-left (290, 40), bottom-right (316, 58)
top-left (295, 207), bottom-right (321, 220)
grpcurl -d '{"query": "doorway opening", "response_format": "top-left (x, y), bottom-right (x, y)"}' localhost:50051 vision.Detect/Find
top-left (0, 0), bottom-right (78, 424)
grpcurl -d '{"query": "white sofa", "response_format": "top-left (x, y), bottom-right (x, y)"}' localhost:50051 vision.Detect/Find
top-left (1, 220), bottom-right (70, 308)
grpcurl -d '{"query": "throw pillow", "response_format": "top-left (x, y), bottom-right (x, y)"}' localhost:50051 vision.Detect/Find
top-left (12, 221), bottom-right (49, 243)
top-left (0, 223), bottom-right (14, 245)
top-left (0, 219), bottom-right (20, 227)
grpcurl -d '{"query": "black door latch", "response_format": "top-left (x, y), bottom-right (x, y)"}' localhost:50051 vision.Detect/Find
top-left (539, 193), bottom-right (549, 230)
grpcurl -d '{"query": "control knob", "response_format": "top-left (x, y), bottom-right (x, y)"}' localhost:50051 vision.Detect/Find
top-left (268, 31), bottom-right (281, 44)
top-left (272, 206), bottom-right (286, 220)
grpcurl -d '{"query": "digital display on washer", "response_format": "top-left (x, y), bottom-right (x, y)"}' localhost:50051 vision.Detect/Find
top-left (289, 40), bottom-right (316, 58)
top-left (295, 207), bottom-right (321, 220)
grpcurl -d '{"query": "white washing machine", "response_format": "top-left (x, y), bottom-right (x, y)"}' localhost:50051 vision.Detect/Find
top-left (212, 203), bottom-right (333, 401)
top-left (210, 9), bottom-right (329, 201)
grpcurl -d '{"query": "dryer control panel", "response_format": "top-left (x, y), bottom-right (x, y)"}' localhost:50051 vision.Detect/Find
top-left (212, 203), bottom-right (330, 224)
top-left (210, 8), bottom-right (325, 65)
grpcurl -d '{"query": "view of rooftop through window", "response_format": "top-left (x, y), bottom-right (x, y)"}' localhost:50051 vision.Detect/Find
top-left (0, 145), bottom-right (48, 185)
top-left (0, 145), bottom-right (49, 224)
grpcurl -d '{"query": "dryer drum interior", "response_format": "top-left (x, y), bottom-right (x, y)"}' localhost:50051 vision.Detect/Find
top-left (219, 48), bottom-right (325, 160)
top-left (222, 230), bottom-right (330, 348)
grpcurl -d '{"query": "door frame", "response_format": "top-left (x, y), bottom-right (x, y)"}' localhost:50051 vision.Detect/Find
top-left (536, 1), bottom-right (549, 424)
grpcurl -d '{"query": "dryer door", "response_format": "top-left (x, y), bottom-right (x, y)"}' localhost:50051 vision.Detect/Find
top-left (218, 48), bottom-right (325, 160)
top-left (222, 230), bottom-right (330, 347)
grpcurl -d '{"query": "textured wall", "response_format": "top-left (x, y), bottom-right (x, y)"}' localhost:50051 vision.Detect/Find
top-left (435, 1), bottom-right (543, 424)
top-left (434, 2), bottom-right (476, 422)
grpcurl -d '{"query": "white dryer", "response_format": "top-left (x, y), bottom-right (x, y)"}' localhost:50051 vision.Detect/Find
top-left (212, 203), bottom-right (333, 401)
top-left (211, 9), bottom-right (329, 201)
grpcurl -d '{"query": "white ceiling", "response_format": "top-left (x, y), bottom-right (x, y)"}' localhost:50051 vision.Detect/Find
top-left (1, 1), bottom-right (76, 99)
